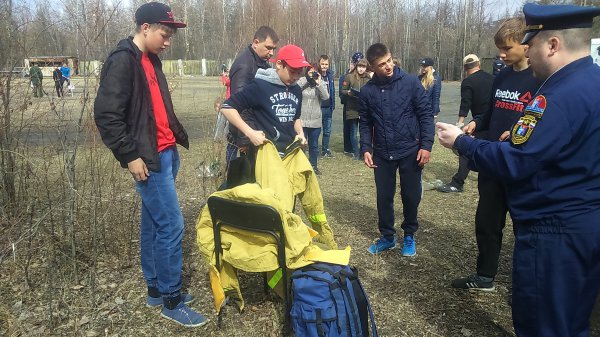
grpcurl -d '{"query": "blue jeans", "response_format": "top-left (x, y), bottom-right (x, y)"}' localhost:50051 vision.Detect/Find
top-left (136, 147), bottom-right (184, 297)
top-left (321, 107), bottom-right (333, 154)
top-left (303, 127), bottom-right (321, 168)
top-left (348, 118), bottom-right (359, 156)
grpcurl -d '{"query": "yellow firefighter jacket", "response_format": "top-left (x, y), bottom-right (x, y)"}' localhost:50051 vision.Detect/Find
top-left (196, 142), bottom-right (349, 313)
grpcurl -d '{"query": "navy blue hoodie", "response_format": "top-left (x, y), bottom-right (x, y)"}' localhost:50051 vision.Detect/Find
top-left (222, 68), bottom-right (302, 152)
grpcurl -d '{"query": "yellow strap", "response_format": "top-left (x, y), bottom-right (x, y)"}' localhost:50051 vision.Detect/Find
top-left (268, 268), bottom-right (283, 289)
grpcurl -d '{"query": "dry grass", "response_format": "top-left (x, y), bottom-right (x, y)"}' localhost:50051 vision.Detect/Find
top-left (0, 77), bottom-right (598, 337)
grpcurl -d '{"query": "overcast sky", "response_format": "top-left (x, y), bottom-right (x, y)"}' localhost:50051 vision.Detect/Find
top-left (488, 0), bottom-right (526, 19)
top-left (13, 0), bottom-right (531, 21)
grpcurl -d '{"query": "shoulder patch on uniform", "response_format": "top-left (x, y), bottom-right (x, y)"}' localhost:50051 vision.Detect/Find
top-left (511, 95), bottom-right (546, 145)
top-left (524, 95), bottom-right (546, 116)
top-left (511, 115), bottom-right (537, 144)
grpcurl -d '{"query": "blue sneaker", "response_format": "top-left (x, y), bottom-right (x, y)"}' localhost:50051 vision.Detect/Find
top-left (161, 302), bottom-right (208, 327)
top-left (401, 235), bottom-right (416, 257)
top-left (147, 293), bottom-right (194, 308)
top-left (367, 236), bottom-right (397, 254)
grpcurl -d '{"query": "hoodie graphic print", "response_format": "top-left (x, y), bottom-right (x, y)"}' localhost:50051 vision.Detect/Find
top-left (223, 68), bottom-right (302, 151)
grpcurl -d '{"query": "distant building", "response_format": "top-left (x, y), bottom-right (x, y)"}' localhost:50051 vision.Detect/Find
top-left (592, 39), bottom-right (600, 66)
top-left (24, 56), bottom-right (79, 77)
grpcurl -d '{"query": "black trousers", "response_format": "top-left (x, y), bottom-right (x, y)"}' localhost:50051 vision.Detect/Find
top-left (373, 152), bottom-right (422, 238)
top-left (475, 173), bottom-right (510, 278)
top-left (343, 105), bottom-right (352, 153)
top-left (450, 155), bottom-right (470, 188)
top-left (54, 81), bottom-right (63, 97)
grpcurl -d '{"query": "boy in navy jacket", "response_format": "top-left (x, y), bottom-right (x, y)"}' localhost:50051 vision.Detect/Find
top-left (358, 43), bottom-right (434, 257)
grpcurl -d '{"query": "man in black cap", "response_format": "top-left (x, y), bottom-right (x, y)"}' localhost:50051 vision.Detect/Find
top-left (94, 2), bottom-right (207, 327)
top-left (437, 3), bottom-right (600, 336)
top-left (436, 54), bottom-right (492, 194)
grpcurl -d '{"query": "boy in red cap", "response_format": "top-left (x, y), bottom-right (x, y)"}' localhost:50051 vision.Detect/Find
top-left (220, 45), bottom-right (338, 249)
top-left (94, 2), bottom-right (207, 327)
top-left (220, 44), bottom-right (310, 152)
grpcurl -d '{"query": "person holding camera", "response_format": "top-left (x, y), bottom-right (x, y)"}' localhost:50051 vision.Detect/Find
top-left (340, 58), bottom-right (370, 159)
top-left (298, 65), bottom-right (329, 174)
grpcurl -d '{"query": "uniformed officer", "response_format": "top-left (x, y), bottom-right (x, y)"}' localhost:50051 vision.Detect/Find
top-left (437, 3), bottom-right (600, 337)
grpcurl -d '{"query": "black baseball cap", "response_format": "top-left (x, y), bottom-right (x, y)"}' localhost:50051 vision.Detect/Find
top-left (420, 58), bottom-right (434, 67)
top-left (135, 2), bottom-right (187, 28)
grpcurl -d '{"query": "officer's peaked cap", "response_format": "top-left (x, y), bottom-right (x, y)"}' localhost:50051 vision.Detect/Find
top-left (521, 3), bottom-right (600, 44)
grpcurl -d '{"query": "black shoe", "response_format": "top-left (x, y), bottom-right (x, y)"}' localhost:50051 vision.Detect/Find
top-left (321, 150), bottom-right (333, 158)
top-left (313, 167), bottom-right (321, 175)
top-left (451, 274), bottom-right (495, 291)
top-left (437, 184), bottom-right (463, 193)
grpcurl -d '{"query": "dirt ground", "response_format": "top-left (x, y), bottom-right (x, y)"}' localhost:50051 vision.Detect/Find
top-left (1, 76), bottom-right (599, 336)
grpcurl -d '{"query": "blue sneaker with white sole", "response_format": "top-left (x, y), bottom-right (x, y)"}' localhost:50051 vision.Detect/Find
top-left (367, 236), bottom-right (397, 254)
top-left (161, 302), bottom-right (208, 327)
top-left (401, 235), bottom-right (416, 257)
top-left (147, 293), bottom-right (194, 308)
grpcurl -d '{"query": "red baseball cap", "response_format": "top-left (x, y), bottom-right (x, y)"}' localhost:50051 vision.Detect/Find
top-left (135, 2), bottom-right (187, 28)
top-left (269, 44), bottom-right (310, 68)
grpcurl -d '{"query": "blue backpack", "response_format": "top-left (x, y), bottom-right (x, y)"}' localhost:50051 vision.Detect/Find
top-left (290, 263), bottom-right (378, 337)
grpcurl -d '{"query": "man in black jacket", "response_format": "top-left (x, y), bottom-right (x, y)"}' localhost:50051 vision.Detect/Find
top-left (52, 66), bottom-right (63, 97)
top-left (437, 54), bottom-right (494, 193)
top-left (228, 26), bottom-right (279, 151)
top-left (93, 2), bottom-right (206, 328)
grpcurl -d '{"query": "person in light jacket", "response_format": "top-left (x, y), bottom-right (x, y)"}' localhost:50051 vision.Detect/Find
top-left (298, 65), bottom-right (329, 174)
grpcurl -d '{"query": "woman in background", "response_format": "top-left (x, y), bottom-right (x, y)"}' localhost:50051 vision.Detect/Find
top-left (419, 58), bottom-right (443, 190)
top-left (341, 58), bottom-right (370, 159)
top-left (418, 58), bottom-right (442, 118)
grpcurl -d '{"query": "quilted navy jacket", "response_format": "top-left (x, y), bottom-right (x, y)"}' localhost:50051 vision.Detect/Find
top-left (358, 67), bottom-right (434, 160)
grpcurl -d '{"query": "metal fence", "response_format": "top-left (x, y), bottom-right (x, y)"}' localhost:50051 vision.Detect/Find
top-left (72, 56), bottom-right (496, 80)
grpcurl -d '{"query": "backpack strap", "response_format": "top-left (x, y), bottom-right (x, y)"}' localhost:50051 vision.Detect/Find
top-left (337, 274), bottom-right (362, 336)
top-left (300, 263), bottom-right (338, 275)
top-left (315, 309), bottom-right (326, 337)
top-left (344, 268), bottom-right (369, 336)
top-left (349, 267), bottom-right (378, 337)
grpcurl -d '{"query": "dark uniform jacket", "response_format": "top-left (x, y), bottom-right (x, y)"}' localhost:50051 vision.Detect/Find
top-left (358, 66), bottom-right (434, 160)
top-left (94, 37), bottom-right (189, 171)
top-left (456, 56), bottom-right (600, 232)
